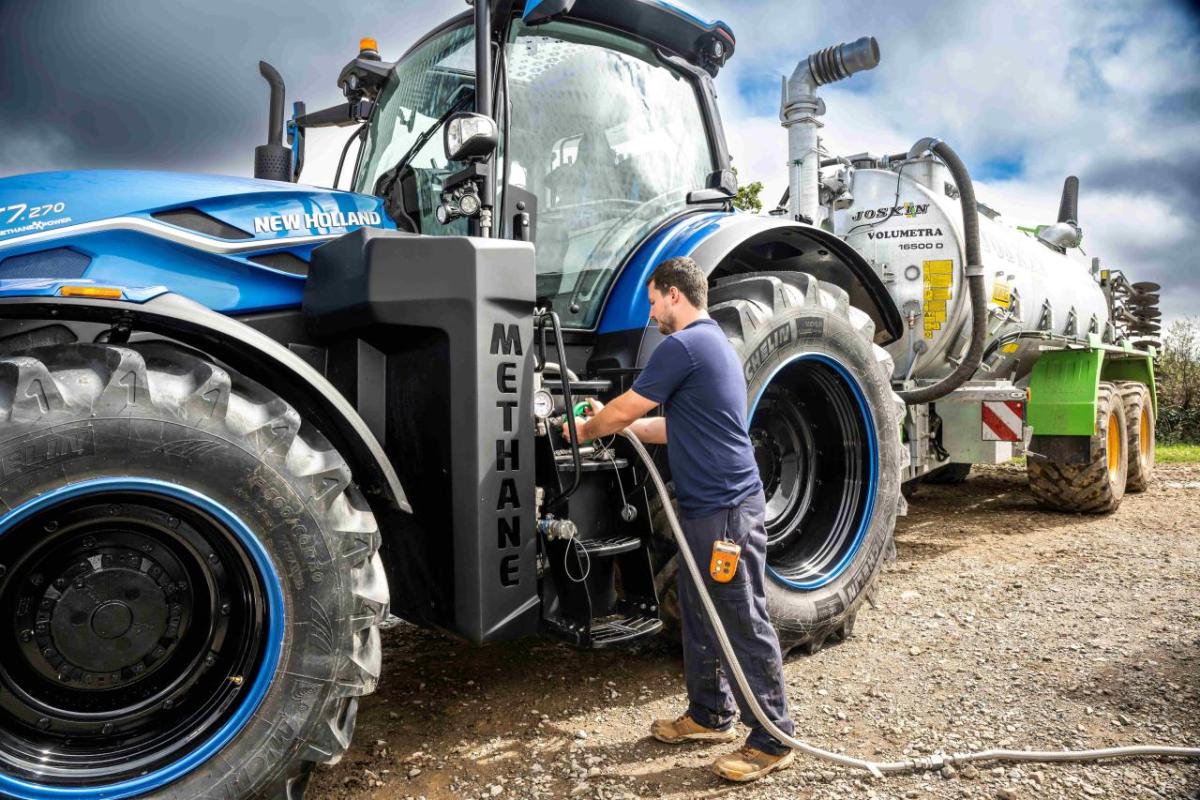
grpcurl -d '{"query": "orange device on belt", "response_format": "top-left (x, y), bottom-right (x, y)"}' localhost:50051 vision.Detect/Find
top-left (710, 539), bottom-right (741, 583)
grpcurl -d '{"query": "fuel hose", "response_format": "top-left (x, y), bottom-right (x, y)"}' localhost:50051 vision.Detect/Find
top-left (619, 429), bottom-right (1200, 775)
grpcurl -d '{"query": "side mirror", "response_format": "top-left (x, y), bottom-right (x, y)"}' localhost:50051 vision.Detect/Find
top-left (444, 112), bottom-right (498, 163)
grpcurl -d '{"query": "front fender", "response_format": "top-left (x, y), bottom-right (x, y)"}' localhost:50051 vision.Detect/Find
top-left (0, 290), bottom-right (409, 516)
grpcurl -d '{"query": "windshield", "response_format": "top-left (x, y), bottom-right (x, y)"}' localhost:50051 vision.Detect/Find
top-left (505, 21), bottom-right (715, 327)
top-left (354, 24), bottom-right (475, 233)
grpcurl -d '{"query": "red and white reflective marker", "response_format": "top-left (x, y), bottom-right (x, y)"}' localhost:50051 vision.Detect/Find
top-left (981, 400), bottom-right (1024, 441)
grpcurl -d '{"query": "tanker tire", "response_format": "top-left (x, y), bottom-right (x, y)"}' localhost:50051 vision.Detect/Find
top-left (924, 463), bottom-right (972, 484)
top-left (1027, 380), bottom-right (1127, 513)
top-left (655, 273), bottom-right (904, 655)
top-left (0, 343), bottom-right (387, 800)
top-left (1116, 381), bottom-right (1154, 493)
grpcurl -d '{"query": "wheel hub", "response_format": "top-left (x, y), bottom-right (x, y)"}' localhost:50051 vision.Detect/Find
top-left (39, 552), bottom-right (177, 685)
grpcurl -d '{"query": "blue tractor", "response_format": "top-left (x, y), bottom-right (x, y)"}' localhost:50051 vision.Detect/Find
top-left (0, 2), bottom-right (904, 797)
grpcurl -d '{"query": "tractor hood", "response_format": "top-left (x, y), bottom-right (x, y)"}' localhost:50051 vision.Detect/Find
top-left (0, 170), bottom-right (391, 247)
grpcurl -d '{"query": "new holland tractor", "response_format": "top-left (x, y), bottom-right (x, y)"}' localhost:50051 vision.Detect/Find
top-left (0, 1), bottom-right (1155, 798)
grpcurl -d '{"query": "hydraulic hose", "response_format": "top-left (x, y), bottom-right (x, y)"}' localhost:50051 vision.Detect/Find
top-left (619, 429), bottom-right (1200, 776)
top-left (896, 139), bottom-right (988, 405)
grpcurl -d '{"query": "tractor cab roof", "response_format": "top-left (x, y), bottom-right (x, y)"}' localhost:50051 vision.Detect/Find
top-left (518, 0), bottom-right (735, 76)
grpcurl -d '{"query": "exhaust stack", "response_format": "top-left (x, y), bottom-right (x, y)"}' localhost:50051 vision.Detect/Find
top-left (254, 61), bottom-right (292, 183)
top-left (781, 37), bottom-right (880, 223)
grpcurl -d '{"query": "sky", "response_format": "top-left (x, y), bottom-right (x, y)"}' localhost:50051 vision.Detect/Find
top-left (2, 0), bottom-right (1198, 323)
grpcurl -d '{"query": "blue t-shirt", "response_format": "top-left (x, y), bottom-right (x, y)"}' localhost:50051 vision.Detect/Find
top-left (631, 318), bottom-right (762, 518)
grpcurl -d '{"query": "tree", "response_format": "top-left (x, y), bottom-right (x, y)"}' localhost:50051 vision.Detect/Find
top-left (731, 167), bottom-right (764, 214)
top-left (1156, 318), bottom-right (1200, 443)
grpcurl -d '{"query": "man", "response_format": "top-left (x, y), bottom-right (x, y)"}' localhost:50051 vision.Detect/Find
top-left (562, 256), bottom-right (796, 782)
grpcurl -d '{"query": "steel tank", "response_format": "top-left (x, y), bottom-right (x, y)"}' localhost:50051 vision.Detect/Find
top-left (830, 159), bottom-right (1110, 382)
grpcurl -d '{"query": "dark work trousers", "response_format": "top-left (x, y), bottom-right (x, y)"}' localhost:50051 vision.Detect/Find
top-left (677, 488), bottom-right (796, 755)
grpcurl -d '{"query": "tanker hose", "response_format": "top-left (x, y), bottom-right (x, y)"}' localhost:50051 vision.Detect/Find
top-left (619, 428), bottom-right (1200, 776)
top-left (897, 138), bottom-right (987, 405)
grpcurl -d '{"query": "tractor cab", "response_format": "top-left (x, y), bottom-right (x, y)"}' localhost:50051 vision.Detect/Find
top-left (349, 1), bottom-right (737, 328)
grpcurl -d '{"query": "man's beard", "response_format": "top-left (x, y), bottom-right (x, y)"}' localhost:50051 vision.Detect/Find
top-left (655, 310), bottom-right (676, 335)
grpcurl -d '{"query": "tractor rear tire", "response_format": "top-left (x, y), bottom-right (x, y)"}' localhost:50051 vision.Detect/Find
top-left (655, 272), bottom-right (904, 655)
top-left (1027, 381), bottom-right (1127, 513)
top-left (1116, 381), bottom-right (1155, 492)
top-left (0, 343), bottom-right (387, 800)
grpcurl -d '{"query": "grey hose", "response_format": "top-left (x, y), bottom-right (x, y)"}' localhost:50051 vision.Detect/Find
top-left (897, 139), bottom-right (988, 405)
top-left (620, 429), bottom-right (1200, 775)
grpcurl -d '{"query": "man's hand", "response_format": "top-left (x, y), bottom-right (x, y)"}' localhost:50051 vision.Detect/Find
top-left (560, 390), bottom-right (657, 443)
top-left (562, 398), bottom-right (604, 441)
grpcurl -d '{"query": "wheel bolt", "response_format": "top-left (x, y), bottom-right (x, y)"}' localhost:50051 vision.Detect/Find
top-left (167, 517), bottom-right (179, 529)
top-left (142, 543), bottom-right (154, 553)
top-left (220, 603), bottom-right (231, 616)
top-left (204, 654), bottom-right (216, 667)
top-left (102, 723), bottom-right (113, 734)
top-left (42, 648), bottom-right (55, 658)
top-left (0, 564), bottom-right (7, 579)
top-left (54, 578), bottom-right (67, 589)
top-left (82, 537), bottom-right (96, 549)
top-left (163, 699), bottom-right (174, 710)
top-left (37, 717), bottom-right (50, 730)
top-left (108, 505), bottom-right (122, 515)
top-left (207, 553), bottom-right (219, 564)
top-left (19, 629), bottom-right (33, 642)
top-left (132, 663), bottom-right (145, 674)
top-left (29, 573), bottom-right (43, 587)
top-left (43, 521), bottom-right (58, 533)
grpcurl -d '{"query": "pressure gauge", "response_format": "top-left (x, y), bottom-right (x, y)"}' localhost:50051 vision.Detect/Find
top-left (532, 388), bottom-right (555, 420)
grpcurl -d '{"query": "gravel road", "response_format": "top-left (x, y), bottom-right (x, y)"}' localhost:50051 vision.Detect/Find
top-left (310, 462), bottom-right (1200, 800)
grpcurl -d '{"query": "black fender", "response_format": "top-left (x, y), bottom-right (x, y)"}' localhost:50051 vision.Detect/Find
top-left (690, 215), bottom-right (903, 346)
top-left (0, 292), bottom-right (410, 516)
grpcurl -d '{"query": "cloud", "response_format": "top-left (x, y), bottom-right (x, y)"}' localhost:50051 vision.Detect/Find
top-left (0, 0), bottom-right (460, 178)
top-left (688, 0), bottom-right (1200, 322)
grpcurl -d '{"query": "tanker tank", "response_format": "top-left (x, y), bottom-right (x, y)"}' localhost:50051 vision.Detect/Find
top-left (829, 158), bottom-right (1110, 384)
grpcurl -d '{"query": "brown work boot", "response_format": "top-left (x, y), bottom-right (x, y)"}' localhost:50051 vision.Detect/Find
top-left (650, 713), bottom-right (738, 744)
top-left (711, 744), bottom-right (795, 782)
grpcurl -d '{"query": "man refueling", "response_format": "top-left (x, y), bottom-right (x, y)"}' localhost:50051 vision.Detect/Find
top-left (562, 256), bottom-right (797, 782)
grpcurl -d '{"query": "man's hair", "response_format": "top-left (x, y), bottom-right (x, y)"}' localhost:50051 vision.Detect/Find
top-left (647, 256), bottom-right (707, 309)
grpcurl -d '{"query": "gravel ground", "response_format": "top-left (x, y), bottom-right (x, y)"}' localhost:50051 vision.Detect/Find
top-left (311, 463), bottom-right (1200, 800)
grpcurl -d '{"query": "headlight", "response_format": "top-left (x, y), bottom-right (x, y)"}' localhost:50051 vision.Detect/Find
top-left (444, 112), bottom-right (498, 162)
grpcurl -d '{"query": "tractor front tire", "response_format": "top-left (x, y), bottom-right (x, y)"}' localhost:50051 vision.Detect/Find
top-left (685, 272), bottom-right (904, 655)
top-left (1027, 381), bottom-right (1127, 513)
top-left (1116, 381), bottom-right (1155, 492)
top-left (0, 343), bottom-right (387, 800)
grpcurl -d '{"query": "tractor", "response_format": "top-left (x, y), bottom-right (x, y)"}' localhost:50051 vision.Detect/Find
top-left (0, 1), bottom-right (1154, 798)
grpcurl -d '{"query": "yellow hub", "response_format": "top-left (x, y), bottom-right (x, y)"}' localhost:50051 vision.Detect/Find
top-left (1139, 405), bottom-right (1151, 463)
top-left (1106, 411), bottom-right (1122, 483)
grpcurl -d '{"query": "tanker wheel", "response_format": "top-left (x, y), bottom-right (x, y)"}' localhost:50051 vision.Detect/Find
top-left (0, 343), bottom-right (387, 800)
top-left (1027, 380), bottom-right (1127, 513)
top-left (1116, 381), bottom-right (1155, 492)
top-left (655, 272), bottom-right (904, 655)
top-left (924, 463), bottom-right (972, 484)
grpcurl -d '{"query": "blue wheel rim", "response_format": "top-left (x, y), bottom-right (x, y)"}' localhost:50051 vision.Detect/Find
top-left (0, 478), bottom-right (285, 800)
top-left (747, 353), bottom-right (879, 591)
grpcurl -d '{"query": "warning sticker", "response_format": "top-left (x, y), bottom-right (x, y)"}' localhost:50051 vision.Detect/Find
top-left (992, 279), bottom-right (1012, 308)
top-left (922, 260), bottom-right (954, 339)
